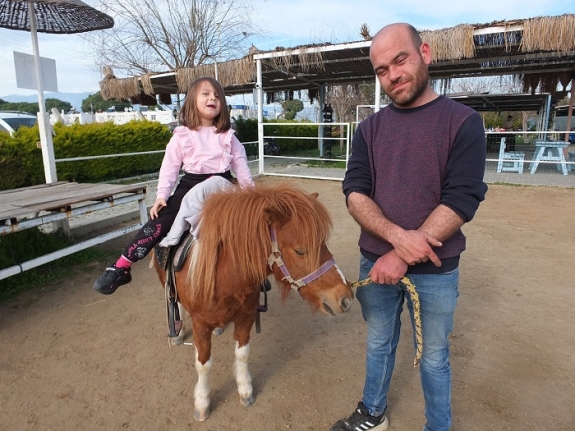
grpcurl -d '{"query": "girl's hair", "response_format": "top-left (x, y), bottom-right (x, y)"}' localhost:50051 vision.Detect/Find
top-left (179, 77), bottom-right (231, 133)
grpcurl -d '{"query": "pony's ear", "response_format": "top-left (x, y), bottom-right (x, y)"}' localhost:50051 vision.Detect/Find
top-left (264, 208), bottom-right (289, 227)
top-left (309, 192), bottom-right (319, 199)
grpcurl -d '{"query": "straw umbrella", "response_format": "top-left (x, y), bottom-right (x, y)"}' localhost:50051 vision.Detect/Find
top-left (0, 0), bottom-right (114, 183)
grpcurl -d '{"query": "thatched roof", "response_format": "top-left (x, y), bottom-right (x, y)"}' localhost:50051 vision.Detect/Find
top-left (100, 14), bottom-right (575, 101)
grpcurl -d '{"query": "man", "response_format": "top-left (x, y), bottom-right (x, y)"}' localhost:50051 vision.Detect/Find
top-left (330, 23), bottom-right (487, 431)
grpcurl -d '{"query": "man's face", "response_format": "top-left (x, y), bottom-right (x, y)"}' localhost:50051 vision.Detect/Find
top-left (370, 27), bottom-right (431, 108)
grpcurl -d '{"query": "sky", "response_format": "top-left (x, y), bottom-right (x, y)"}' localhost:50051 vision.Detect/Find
top-left (1, 0), bottom-right (574, 99)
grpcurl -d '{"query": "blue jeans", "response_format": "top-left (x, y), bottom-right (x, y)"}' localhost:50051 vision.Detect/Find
top-left (356, 255), bottom-right (459, 431)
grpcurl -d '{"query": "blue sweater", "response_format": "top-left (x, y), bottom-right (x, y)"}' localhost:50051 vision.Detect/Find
top-left (342, 96), bottom-right (488, 274)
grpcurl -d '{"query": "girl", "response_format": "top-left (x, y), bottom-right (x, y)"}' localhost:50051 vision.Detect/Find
top-left (94, 77), bottom-right (254, 295)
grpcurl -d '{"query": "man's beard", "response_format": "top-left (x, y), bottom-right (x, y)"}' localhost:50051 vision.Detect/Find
top-left (388, 67), bottom-right (429, 107)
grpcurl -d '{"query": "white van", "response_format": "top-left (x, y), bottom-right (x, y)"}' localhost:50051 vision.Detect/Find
top-left (0, 111), bottom-right (38, 136)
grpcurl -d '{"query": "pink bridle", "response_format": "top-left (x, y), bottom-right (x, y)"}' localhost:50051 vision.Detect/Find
top-left (267, 227), bottom-right (336, 292)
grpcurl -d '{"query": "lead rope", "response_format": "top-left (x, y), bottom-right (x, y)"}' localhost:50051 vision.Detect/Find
top-left (350, 276), bottom-right (422, 367)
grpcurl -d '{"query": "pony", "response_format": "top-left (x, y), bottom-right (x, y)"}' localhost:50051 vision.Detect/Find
top-left (152, 183), bottom-right (354, 421)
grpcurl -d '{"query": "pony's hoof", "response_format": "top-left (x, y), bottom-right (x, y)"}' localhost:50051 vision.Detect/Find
top-left (193, 407), bottom-right (210, 421)
top-left (240, 394), bottom-right (254, 407)
top-left (168, 335), bottom-right (183, 346)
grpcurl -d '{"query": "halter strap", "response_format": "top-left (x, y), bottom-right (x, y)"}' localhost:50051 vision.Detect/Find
top-left (267, 227), bottom-right (335, 292)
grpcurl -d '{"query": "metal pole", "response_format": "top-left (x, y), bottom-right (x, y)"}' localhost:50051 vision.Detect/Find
top-left (256, 59), bottom-right (264, 175)
top-left (319, 84), bottom-right (325, 157)
top-left (29, 2), bottom-right (57, 183)
top-left (374, 76), bottom-right (381, 112)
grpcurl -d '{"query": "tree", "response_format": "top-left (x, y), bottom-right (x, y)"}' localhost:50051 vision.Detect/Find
top-left (281, 99), bottom-right (304, 121)
top-left (46, 99), bottom-right (73, 113)
top-left (90, 0), bottom-right (259, 77)
top-left (0, 98), bottom-right (71, 115)
top-left (81, 92), bottom-right (131, 113)
top-left (327, 84), bottom-right (375, 123)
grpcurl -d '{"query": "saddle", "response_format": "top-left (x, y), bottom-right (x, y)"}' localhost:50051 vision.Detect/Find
top-left (154, 232), bottom-right (272, 337)
top-left (154, 232), bottom-right (196, 339)
top-left (154, 232), bottom-right (195, 272)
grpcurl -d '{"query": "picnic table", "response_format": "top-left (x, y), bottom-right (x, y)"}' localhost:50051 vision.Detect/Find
top-left (0, 181), bottom-right (148, 280)
top-left (529, 140), bottom-right (570, 175)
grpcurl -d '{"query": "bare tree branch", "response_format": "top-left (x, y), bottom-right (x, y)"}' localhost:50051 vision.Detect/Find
top-left (87, 0), bottom-right (259, 77)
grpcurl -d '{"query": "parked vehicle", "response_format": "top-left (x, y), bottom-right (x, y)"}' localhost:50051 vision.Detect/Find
top-left (0, 111), bottom-right (37, 136)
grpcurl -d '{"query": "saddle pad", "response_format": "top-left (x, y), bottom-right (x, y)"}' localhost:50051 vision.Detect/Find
top-left (174, 233), bottom-right (196, 272)
top-left (154, 232), bottom-right (196, 272)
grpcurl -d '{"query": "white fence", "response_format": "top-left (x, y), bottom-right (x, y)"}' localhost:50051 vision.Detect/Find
top-left (51, 124), bottom-right (575, 188)
top-left (50, 109), bottom-right (177, 128)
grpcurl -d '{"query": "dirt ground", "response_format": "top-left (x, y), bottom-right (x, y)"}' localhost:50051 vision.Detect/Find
top-left (1, 176), bottom-right (574, 431)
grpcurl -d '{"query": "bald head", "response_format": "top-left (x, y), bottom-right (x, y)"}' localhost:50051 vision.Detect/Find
top-left (372, 23), bottom-right (422, 53)
top-left (369, 22), bottom-right (436, 108)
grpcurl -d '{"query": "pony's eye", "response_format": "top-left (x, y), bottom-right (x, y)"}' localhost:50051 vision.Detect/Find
top-left (294, 249), bottom-right (305, 256)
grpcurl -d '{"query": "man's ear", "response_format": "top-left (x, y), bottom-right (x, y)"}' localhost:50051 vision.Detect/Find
top-left (420, 42), bottom-right (432, 66)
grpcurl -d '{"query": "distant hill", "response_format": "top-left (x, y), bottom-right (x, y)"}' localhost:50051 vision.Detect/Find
top-left (0, 92), bottom-right (93, 111)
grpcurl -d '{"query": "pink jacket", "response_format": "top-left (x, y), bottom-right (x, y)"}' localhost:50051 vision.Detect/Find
top-left (156, 126), bottom-right (254, 200)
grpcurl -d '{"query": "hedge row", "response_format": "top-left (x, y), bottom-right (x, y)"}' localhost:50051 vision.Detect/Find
top-left (0, 118), bottom-right (322, 191)
top-left (0, 121), bottom-right (172, 190)
top-left (234, 117), bottom-right (321, 153)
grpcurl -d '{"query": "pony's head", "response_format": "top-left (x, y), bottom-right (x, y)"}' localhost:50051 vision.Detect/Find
top-left (191, 184), bottom-right (353, 315)
top-left (263, 188), bottom-right (353, 315)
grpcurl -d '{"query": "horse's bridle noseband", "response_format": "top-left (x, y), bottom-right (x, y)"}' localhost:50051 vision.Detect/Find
top-left (267, 227), bottom-right (335, 292)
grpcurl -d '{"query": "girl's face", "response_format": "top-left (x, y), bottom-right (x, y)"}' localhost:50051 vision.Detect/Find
top-left (196, 81), bottom-right (221, 126)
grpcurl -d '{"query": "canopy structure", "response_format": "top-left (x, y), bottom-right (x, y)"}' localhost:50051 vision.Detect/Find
top-left (446, 92), bottom-right (561, 112)
top-left (100, 14), bottom-right (575, 103)
top-left (0, 0), bottom-right (114, 34)
top-left (0, 0), bottom-right (114, 183)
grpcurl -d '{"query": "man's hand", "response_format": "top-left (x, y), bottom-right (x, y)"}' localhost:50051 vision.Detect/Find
top-left (389, 229), bottom-right (442, 267)
top-left (369, 250), bottom-right (408, 285)
top-left (150, 198), bottom-right (167, 220)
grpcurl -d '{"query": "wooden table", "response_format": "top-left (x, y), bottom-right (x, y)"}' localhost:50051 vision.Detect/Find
top-left (0, 181), bottom-right (148, 280)
top-left (529, 141), bottom-right (570, 175)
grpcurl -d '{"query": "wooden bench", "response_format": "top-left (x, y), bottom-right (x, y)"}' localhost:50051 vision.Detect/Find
top-left (0, 181), bottom-right (148, 280)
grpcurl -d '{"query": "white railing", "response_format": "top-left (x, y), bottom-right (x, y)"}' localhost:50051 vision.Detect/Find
top-left (51, 126), bottom-right (574, 186)
top-left (50, 110), bottom-right (177, 127)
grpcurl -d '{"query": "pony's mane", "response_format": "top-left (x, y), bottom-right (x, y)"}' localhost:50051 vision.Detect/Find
top-left (188, 184), bottom-right (332, 302)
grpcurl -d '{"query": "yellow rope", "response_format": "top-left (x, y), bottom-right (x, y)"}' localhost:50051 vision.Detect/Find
top-left (350, 276), bottom-right (422, 367)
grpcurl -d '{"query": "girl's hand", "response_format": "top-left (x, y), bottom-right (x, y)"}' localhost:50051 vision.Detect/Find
top-left (150, 198), bottom-right (167, 220)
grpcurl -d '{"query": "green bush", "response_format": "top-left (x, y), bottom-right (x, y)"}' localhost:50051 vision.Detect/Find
top-left (263, 120), bottom-right (319, 154)
top-left (0, 118), bottom-right (326, 190)
top-left (0, 121), bottom-right (172, 190)
top-left (233, 116), bottom-right (258, 143)
top-left (0, 228), bottom-right (114, 301)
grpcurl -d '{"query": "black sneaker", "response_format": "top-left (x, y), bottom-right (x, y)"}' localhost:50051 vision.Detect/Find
top-left (93, 264), bottom-right (132, 295)
top-left (329, 402), bottom-right (389, 431)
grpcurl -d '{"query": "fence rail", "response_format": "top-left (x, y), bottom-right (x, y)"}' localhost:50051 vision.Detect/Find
top-left (52, 126), bottom-right (574, 187)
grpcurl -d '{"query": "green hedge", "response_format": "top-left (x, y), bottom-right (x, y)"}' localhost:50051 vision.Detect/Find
top-left (0, 121), bottom-right (172, 190)
top-left (0, 118), bottom-right (323, 191)
top-left (234, 117), bottom-right (320, 154)
top-left (263, 120), bottom-right (319, 153)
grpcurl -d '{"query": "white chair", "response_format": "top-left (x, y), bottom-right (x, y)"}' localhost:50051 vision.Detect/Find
top-left (497, 137), bottom-right (525, 174)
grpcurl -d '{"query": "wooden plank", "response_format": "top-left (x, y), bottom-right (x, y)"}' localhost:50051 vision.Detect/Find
top-left (38, 186), bottom-right (147, 212)
top-left (0, 206), bottom-right (36, 221)
top-left (0, 181), bottom-right (69, 197)
top-left (12, 183), bottom-right (146, 209)
top-left (0, 182), bottom-right (147, 221)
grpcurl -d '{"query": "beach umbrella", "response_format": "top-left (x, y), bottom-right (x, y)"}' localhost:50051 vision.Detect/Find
top-left (0, 0), bottom-right (114, 183)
